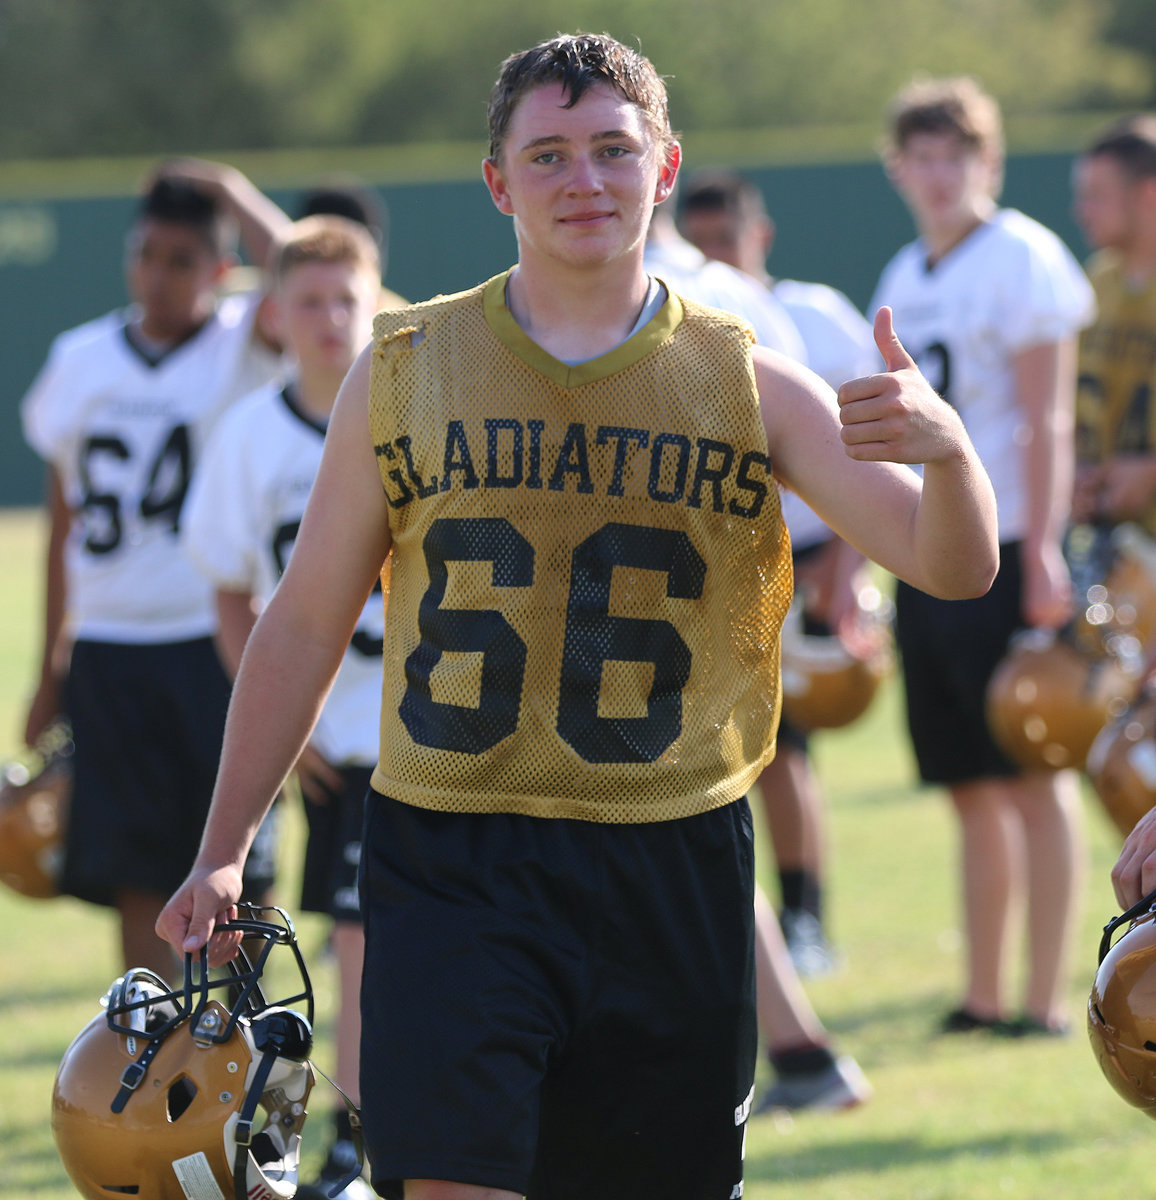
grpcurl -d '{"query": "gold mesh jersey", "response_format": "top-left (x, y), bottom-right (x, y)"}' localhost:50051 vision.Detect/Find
top-left (367, 270), bottom-right (792, 823)
top-left (1077, 251), bottom-right (1156, 534)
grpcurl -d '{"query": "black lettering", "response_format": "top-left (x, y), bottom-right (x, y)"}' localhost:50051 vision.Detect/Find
top-left (397, 435), bottom-right (438, 498)
top-left (729, 450), bottom-right (772, 519)
top-left (440, 420), bottom-right (479, 491)
top-left (687, 438), bottom-right (735, 512)
top-left (647, 433), bottom-right (691, 503)
top-left (548, 423), bottom-right (595, 494)
top-left (596, 426), bottom-right (649, 497)
top-left (485, 419), bottom-right (523, 489)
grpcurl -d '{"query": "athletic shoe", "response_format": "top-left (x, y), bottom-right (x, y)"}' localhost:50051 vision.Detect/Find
top-left (780, 908), bottom-right (840, 978)
top-left (939, 1006), bottom-right (1006, 1034)
top-left (753, 1054), bottom-right (872, 1115)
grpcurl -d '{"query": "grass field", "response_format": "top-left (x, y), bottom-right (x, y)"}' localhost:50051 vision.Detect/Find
top-left (0, 506), bottom-right (1152, 1198)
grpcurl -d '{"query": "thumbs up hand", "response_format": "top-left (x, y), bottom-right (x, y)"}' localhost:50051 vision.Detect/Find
top-left (836, 307), bottom-right (966, 466)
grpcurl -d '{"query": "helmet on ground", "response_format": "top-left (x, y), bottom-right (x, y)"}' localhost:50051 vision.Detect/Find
top-left (51, 905), bottom-right (339, 1200)
top-left (985, 628), bottom-right (1143, 772)
top-left (1087, 692), bottom-right (1156, 838)
top-left (0, 722), bottom-right (72, 898)
top-left (1089, 894), bottom-right (1156, 1117)
top-left (779, 585), bottom-right (894, 731)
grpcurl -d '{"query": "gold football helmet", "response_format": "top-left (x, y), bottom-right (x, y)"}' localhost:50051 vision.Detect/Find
top-left (1086, 693), bottom-right (1156, 838)
top-left (51, 906), bottom-right (356, 1200)
top-left (0, 722), bottom-right (72, 899)
top-left (1068, 522), bottom-right (1156, 657)
top-left (985, 628), bottom-right (1143, 772)
top-left (779, 585), bottom-right (894, 731)
top-left (1089, 894), bottom-right (1156, 1117)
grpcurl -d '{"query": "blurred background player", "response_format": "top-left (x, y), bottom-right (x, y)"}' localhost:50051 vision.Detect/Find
top-left (182, 215), bottom-right (382, 1197)
top-left (676, 166), bottom-right (875, 1112)
top-left (648, 171), bottom-right (872, 1114)
top-left (1072, 115), bottom-right (1156, 567)
top-left (297, 175), bottom-right (409, 311)
top-left (872, 76), bottom-right (1094, 1035)
top-left (679, 167), bottom-right (877, 979)
top-left (19, 162), bottom-right (290, 977)
top-left (644, 192), bottom-right (807, 359)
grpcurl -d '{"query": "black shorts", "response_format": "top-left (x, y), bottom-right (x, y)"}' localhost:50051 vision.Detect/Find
top-left (359, 794), bottom-right (757, 1200)
top-left (895, 542), bottom-right (1023, 785)
top-left (62, 637), bottom-right (277, 905)
top-left (300, 764), bottom-right (372, 923)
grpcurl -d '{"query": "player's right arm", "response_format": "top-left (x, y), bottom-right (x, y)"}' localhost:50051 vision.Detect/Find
top-left (157, 344), bottom-right (391, 955)
top-left (24, 466), bottom-right (70, 745)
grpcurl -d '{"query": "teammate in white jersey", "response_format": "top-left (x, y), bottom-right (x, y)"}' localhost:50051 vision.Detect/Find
top-left (20, 166), bottom-right (289, 977)
top-left (872, 76), bottom-right (1095, 1037)
top-left (677, 166), bottom-right (875, 1113)
top-left (182, 216), bottom-right (382, 1196)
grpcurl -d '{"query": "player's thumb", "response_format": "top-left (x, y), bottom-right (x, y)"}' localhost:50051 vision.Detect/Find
top-left (874, 306), bottom-right (916, 373)
top-left (181, 896), bottom-right (219, 954)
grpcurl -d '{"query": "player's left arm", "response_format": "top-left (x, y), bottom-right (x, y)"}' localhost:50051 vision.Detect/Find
top-left (760, 307), bottom-right (998, 600)
top-left (154, 157), bottom-right (290, 269)
top-left (1015, 337), bottom-right (1076, 628)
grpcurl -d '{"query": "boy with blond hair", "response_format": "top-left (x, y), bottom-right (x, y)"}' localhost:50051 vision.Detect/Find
top-left (873, 75), bottom-right (1094, 1037)
top-left (182, 215), bottom-right (383, 1198)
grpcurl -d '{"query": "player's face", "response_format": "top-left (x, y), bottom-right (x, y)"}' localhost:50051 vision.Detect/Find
top-left (680, 209), bottom-right (768, 279)
top-left (1073, 154), bottom-right (1139, 252)
top-left (270, 261), bottom-right (378, 375)
top-left (125, 219), bottom-right (226, 340)
top-left (483, 82), bottom-right (676, 272)
top-left (889, 132), bottom-right (998, 236)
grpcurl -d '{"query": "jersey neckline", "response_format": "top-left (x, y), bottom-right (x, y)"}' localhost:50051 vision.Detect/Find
top-left (481, 269), bottom-right (684, 389)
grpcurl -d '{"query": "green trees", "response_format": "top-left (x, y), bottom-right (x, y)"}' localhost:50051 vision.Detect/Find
top-left (0, 0), bottom-right (1150, 159)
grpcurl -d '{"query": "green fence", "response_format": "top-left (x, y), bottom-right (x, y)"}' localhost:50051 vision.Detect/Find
top-left (0, 150), bottom-right (1087, 507)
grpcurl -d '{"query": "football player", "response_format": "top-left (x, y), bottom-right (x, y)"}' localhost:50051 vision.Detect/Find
top-left (158, 33), bottom-right (997, 1200)
top-left (20, 162), bottom-right (289, 977)
top-left (872, 75), bottom-right (1094, 1037)
top-left (181, 215), bottom-right (382, 1198)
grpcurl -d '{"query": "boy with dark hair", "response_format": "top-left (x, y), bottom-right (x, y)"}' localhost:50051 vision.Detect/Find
top-left (160, 34), bottom-right (998, 1200)
top-left (21, 161), bottom-right (288, 978)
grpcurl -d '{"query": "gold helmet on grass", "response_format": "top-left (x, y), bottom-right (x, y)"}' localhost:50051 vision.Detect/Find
top-left (50, 906), bottom-right (354, 1200)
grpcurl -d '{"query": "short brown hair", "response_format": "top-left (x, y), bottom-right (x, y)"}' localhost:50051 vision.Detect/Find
top-left (270, 215), bottom-right (380, 285)
top-left (1084, 113), bottom-right (1156, 181)
top-left (885, 75), bottom-right (1004, 159)
top-left (487, 32), bottom-right (674, 162)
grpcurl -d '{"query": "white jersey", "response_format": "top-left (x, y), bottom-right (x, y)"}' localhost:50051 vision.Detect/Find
top-left (871, 208), bottom-right (1094, 541)
top-left (21, 292), bottom-right (285, 642)
top-left (773, 280), bottom-right (878, 552)
top-left (645, 236), bottom-right (807, 360)
top-left (182, 383), bottom-right (384, 766)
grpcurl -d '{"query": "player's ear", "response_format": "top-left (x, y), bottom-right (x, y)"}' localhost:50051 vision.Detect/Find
top-left (483, 157), bottom-right (515, 216)
top-left (655, 142), bottom-right (681, 204)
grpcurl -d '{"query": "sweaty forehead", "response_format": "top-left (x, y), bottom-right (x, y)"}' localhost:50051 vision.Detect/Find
top-left (507, 81), bottom-right (648, 142)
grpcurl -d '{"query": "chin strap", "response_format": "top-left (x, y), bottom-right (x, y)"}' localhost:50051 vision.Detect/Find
top-left (310, 1062), bottom-right (366, 1198)
top-left (231, 1011), bottom-right (300, 1200)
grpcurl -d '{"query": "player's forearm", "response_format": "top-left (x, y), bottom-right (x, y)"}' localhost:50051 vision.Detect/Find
top-left (911, 442), bottom-right (999, 599)
top-left (1017, 339), bottom-right (1075, 553)
top-left (193, 601), bottom-right (344, 871)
